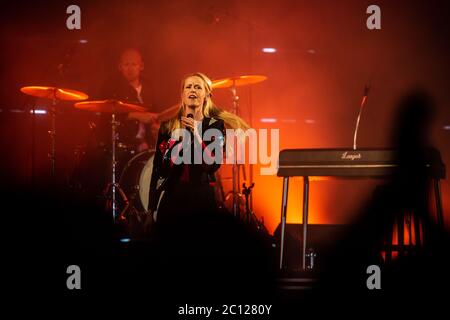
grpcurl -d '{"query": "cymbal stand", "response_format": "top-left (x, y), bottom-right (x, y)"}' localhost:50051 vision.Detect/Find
top-left (103, 103), bottom-right (123, 223)
top-left (242, 182), bottom-right (254, 223)
top-left (230, 81), bottom-right (247, 218)
top-left (49, 89), bottom-right (58, 178)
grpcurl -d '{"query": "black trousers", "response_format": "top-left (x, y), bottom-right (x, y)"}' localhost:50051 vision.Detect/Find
top-left (156, 181), bottom-right (217, 223)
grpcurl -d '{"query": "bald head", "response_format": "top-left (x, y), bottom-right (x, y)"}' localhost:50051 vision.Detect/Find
top-left (118, 48), bottom-right (144, 83)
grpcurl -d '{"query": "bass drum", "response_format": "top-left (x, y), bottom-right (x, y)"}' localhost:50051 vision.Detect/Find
top-left (118, 149), bottom-right (155, 213)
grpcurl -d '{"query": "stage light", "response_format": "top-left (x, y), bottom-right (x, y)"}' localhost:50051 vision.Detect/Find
top-left (443, 125), bottom-right (450, 130)
top-left (260, 118), bottom-right (277, 123)
top-left (262, 48), bottom-right (276, 53)
top-left (30, 109), bottom-right (47, 114)
top-left (79, 39), bottom-right (88, 44)
top-left (304, 119), bottom-right (315, 124)
top-left (119, 238), bottom-right (131, 243)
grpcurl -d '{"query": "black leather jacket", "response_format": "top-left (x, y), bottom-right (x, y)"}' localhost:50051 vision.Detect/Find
top-left (148, 117), bottom-right (225, 212)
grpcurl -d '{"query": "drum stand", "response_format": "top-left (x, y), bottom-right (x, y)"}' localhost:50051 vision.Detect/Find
top-left (103, 107), bottom-right (126, 223)
top-left (21, 85), bottom-right (89, 182)
top-left (229, 81), bottom-right (247, 218)
top-left (242, 182), bottom-right (254, 223)
top-left (49, 95), bottom-right (58, 178)
top-left (242, 182), bottom-right (267, 233)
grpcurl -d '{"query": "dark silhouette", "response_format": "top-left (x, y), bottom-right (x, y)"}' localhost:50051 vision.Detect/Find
top-left (304, 89), bottom-right (449, 314)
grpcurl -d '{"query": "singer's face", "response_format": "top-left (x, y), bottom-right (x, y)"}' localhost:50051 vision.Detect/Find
top-left (182, 76), bottom-right (207, 109)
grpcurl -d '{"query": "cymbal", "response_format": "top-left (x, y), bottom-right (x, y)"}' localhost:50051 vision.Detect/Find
top-left (211, 75), bottom-right (267, 89)
top-left (74, 100), bottom-right (147, 114)
top-left (20, 86), bottom-right (89, 101)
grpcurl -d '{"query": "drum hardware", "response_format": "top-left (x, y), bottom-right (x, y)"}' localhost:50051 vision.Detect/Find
top-left (242, 182), bottom-right (254, 223)
top-left (211, 75), bottom-right (267, 218)
top-left (113, 149), bottom-right (156, 239)
top-left (74, 99), bottom-right (146, 223)
top-left (104, 182), bottom-right (129, 222)
top-left (117, 149), bottom-right (155, 219)
top-left (305, 248), bottom-right (317, 270)
top-left (211, 75), bottom-right (267, 89)
top-left (223, 164), bottom-right (247, 216)
top-left (20, 86), bottom-right (88, 177)
top-left (241, 182), bottom-right (268, 233)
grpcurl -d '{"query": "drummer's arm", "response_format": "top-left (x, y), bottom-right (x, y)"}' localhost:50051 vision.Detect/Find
top-left (129, 103), bottom-right (180, 123)
top-left (128, 112), bottom-right (158, 123)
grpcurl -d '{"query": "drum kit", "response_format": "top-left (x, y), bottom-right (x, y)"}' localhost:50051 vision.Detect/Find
top-left (20, 74), bottom-right (268, 234)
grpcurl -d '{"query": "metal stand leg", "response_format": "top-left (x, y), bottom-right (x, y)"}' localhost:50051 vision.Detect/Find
top-left (302, 176), bottom-right (309, 270)
top-left (111, 112), bottom-right (117, 223)
top-left (49, 92), bottom-right (58, 179)
top-left (279, 177), bottom-right (289, 269)
top-left (434, 179), bottom-right (444, 227)
top-left (49, 101), bottom-right (56, 178)
top-left (230, 80), bottom-right (241, 218)
top-left (232, 162), bottom-right (239, 217)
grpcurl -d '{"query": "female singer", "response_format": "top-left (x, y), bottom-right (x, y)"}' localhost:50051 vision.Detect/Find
top-left (148, 72), bottom-right (249, 226)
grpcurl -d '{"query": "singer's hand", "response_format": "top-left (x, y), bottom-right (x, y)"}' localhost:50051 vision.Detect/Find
top-left (181, 116), bottom-right (201, 141)
top-left (181, 116), bottom-right (197, 132)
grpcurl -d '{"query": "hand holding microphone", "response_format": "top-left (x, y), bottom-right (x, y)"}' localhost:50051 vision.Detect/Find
top-left (181, 113), bottom-right (202, 142)
top-left (181, 113), bottom-right (195, 132)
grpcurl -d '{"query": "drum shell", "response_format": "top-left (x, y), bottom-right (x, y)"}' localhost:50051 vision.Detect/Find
top-left (118, 150), bottom-right (155, 212)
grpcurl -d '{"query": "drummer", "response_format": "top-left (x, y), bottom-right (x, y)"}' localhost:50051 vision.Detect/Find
top-left (100, 48), bottom-right (160, 151)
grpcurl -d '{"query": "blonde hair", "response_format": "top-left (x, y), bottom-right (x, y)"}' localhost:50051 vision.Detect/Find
top-left (162, 72), bottom-right (250, 134)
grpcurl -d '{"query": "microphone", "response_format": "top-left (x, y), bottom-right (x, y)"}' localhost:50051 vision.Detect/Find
top-left (352, 84), bottom-right (371, 150)
top-left (361, 84), bottom-right (370, 107)
top-left (363, 84), bottom-right (371, 97)
top-left (187, 113), bottom-right (194, 133)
